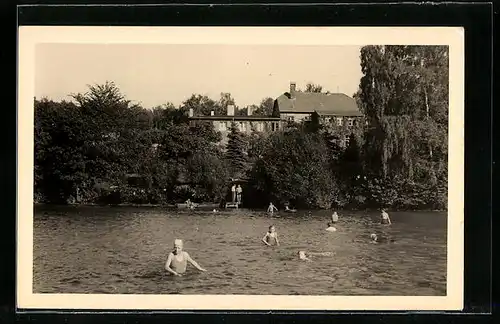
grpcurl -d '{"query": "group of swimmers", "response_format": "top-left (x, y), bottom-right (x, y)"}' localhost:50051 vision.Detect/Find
top-left (165, 208), bottom-right (393, 275)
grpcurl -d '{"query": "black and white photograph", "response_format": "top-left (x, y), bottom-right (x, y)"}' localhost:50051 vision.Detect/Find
top-left (17, 27), bottom-right (464, 310)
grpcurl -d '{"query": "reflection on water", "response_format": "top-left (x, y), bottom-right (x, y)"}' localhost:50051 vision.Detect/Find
top-left (33, 206), bottom-right (447, 295)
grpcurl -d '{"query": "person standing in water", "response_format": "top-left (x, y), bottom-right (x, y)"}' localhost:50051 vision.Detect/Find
top-left (267, 202), bottom-right (278, 215)
top-left (165, 239), bottom-right (207, 276)
top-left (236, 185), bottom-right (243, 204)
top-left (331, 211), bottom-right (339, 223)
top-left (380, 209), bottom-right (392, 225)
top-left (231, 184), bottom-right (236, 203)
top-left (262, 225), bottom-right (280, 246)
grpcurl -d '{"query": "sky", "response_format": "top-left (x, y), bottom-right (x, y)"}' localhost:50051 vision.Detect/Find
top-left (35, 44), bottom-right (363, 109)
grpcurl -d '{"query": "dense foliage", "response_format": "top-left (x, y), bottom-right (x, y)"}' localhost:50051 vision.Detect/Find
top-left (34, 46), bottom-right (448, 210)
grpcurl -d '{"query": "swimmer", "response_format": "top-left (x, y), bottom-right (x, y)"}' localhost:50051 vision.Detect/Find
top-left (267, 202), bottom-right (278, 215)
top-left (331, 211), bottom-right (339, 223)
top-left (370, 233), bottom-right (395, 244)
top-left (298, 250), bottom-right (334, 261)
top-left (298, 250), bottom-right (311, 261)
top-left (325, 222), bottom-right (337, 232)
top-left (380, 209), bottom-right (391, 224)
top-left (165, 239), bottom-right (207, 276)
top-left (262, 225), bottom-right (280, 246)
top-left (212, 208), bottom-right (218, 213)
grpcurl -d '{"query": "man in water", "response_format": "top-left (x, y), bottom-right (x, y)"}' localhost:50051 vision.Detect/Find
top-left (380, 209), bottom-right (392, 224)
top-left (165, 239), bottom-right (207, 276)
top-left (331, 211), bottom-right (339, 223)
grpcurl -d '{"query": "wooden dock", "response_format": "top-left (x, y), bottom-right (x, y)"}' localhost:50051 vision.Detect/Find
top-left (225, 202), bottom-right (240, 209)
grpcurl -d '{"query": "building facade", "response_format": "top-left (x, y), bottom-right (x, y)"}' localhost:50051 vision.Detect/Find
top-left (187, 82), bottom-right (363, 147)
top-left (188, 105), bottom-right (282, 146)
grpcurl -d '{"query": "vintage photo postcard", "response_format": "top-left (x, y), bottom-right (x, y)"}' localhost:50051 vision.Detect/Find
top-left (17, 26), bottom-right (464, 311)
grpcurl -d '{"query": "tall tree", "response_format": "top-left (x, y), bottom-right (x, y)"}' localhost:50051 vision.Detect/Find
top-left (225, 122), bottom-right (248, 179)
top-left (252, 97), bottom-right (275, 116)
top-left (355, 45), bottom-right (448, 208)
top-left (304, 83), bottom-right (324, 93)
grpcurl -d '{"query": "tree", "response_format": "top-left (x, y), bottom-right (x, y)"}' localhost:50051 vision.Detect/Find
top-left (181, 94), bottom-right (222, 116)
top-left (225, 122), bottom-right (249, 179)
top-left (304, 83), bottom-right (324, 93)
top-left (250, 129), bottom-right (337, 209)
top-left (355, 45), bottom-right (448, 209)
top-left (252, 97), bottom-right (275, 116)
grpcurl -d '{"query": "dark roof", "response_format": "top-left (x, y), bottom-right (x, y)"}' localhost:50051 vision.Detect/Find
top-left (189, 115), bottom-right (280, 121)
top-left (276, 92), bottom-right (363, 117)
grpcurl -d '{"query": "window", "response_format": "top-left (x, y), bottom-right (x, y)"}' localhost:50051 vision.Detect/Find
top-left (336, 117), bottom-right (343, 126)
top-left (344, 135), bottom-right (351, 147)
top-left (272, 122), bottom-right (280, 131)
top-left (287, 116), bottom-right (295, 122)
top-left (347, 118), bottom-right (354, 127)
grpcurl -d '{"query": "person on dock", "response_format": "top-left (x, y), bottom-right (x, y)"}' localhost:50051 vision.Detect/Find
top-left (236, 185), bottom-right (243, 204)
top-left (262, 225), bottom-right (280, 246)
top-left (231, 184), bottom-right (236, 203)
top-left (165, 239), bottom-right (207, 276)
top-left (267, 202), bottom-right (278, 215)
top-left (325, 222), bottom-right (337, 232)
top-left (331, 211), bottom-right (339, 223)
top-left (380, 209), bottom-right (392, 225)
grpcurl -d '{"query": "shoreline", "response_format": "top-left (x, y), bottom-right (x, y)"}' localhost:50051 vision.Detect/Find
top-left (33, 202), bottom-right (447, 212)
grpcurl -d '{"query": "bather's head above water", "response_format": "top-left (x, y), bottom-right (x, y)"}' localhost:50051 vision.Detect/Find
top-left (173, 239), bottom-right (183, 254)
top-left (298, 251), bottom-right (308, 260)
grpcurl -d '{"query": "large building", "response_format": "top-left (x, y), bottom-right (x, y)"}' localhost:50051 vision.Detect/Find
top-left (188, 81), bottom-right (363, 146)
top-left (275, 82), bottom-right (363, 126)
top-left (188, 104), bottom-right (282, 146)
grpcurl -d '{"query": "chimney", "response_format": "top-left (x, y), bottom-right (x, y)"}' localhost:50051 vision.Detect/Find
top-left (227, 104), bottom-right (235, 116)
top-left (290, 82), bottom-right (296, 98)
top-left (247, 106), bottom-right (253, 116)
top-left (188, 108), bottom-right (194, 117)
top-left (210, 110), bottom-right (215, 116)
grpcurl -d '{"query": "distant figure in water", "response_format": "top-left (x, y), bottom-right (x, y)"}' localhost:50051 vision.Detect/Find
top-left (165, 239), bottom-right (207, 276)
top-left (370, 233), bottom-right (395, 244)
top-left (298, 250), bottom-right (334, 261)
top-left (262, 225), bottom-right (280, 246)
top-left (325, 222), bottom-right (337, 232)
top-left (267, 202), bottom-right (278, 215)
top-left (331, 211), bottom-right (339, 223)
top-left (212, 208), bottom-right (218, 213)
top-left (380, 209), bottom-right (392, 225)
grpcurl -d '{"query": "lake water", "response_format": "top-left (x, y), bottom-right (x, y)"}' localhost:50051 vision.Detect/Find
top-left (33, 206), bottom-right (447, 295)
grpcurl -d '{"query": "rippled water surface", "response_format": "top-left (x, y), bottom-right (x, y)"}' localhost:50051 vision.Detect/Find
top-left (33, 206), bottom-right (447, 295)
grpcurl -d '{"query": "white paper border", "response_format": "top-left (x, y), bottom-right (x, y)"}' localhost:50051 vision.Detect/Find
top-left (17, 26), bottom-right (464, 311)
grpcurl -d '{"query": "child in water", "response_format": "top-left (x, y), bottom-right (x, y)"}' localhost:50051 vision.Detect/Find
top-left (380, 209), bottom-right (392, 224)
top-left (267, 202), bottom-right (278, 215)
top-left (262, 225), bottom-right (280, 246)
top-left (165, 239), bottom-right (207, 276)
top-left (331, 211), bottom-right (339, 223)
